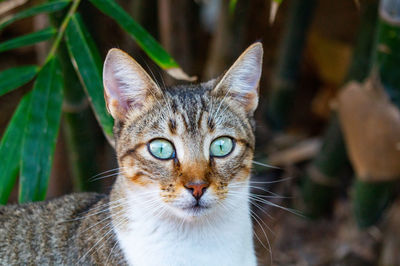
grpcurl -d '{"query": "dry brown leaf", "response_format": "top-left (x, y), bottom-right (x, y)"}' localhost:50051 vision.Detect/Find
top-left (0, 0), bottom-right (28, 16)
top-left (166, 68), bottom-right (197, 82)
top-left (269, 1), bottom-right (280, 25)
top-left (337, 79), bottom-right (400, 181)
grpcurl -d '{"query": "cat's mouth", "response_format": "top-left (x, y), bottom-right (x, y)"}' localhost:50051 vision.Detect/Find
top-left (181, 203), bottom-right (210, 216)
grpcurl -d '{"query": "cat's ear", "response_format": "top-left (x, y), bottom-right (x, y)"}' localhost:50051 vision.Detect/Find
top-left (103, 48), bottom-right (162, 120)
top-left (212, 42), bottom-right (263, 115)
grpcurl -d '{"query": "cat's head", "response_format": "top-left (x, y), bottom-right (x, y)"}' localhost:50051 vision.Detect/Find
top-left (104, 43), bottom-right (263, 221)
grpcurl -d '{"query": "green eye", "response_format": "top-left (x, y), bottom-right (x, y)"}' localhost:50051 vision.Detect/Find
top-left (210, 137), bottom-right (234, 157)
top-left (148, 139), bottom-right (175, 159)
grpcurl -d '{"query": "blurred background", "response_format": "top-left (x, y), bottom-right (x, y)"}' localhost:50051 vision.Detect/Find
top-left (1, 0), bottom-right (400, 265)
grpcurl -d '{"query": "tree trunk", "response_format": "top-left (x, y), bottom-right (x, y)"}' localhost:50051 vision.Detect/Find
top-left (353, 0), bottom-right (400, 228)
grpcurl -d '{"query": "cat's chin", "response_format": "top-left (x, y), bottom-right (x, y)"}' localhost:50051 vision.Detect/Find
top-left (168, 204), bottom-right (214, 220)
top-left (181, 205), bottom-right (210, 217)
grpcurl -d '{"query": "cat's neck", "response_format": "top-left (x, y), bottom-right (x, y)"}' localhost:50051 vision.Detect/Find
top-left (110, 177), bottom-right (256, 266)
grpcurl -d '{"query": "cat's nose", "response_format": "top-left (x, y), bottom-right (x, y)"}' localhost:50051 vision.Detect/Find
top-left (184, 182), bottom-right (209, 201)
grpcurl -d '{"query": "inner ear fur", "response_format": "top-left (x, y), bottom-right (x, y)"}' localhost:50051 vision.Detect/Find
top-left (212, 42), bottom-right (263, 114)
top-left (103, 48), bottom-right (162, 120)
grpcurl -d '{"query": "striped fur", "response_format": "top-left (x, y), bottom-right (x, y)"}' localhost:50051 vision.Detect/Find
top-left (0, 43), bottom-right (263, 265)
top-left (109, 43), bottom-right (263, 266)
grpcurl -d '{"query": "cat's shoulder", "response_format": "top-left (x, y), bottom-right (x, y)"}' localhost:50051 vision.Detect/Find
top-left (0, 192), bottom-right (106, 221)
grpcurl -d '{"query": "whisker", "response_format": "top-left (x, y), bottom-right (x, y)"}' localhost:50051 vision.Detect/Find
top-left (249, 195), bottom-right (304, 217)
top-left (90, 171), bottom-right (127, 182)
top-left (78, 216), bottom-right (127, 263)
top-left (80, 205), bottom-right (129, 235)
top-left (248, 199), bottom-right (273, 220)
top-left (211, 82), bottom-right (233, 121)
top-left (249, 176), bottom-right (294, 184)
top-left (250, 209), bottom-right (273, 264)
top-left (222, 195), bottom-right (273, 261)
top-left (205, 213), bottom-right (226, 250)
top-left (58, 198), bottom-right (128, 223)
top-left (82, 196), bottom-right (162, 236)
top-left (214, 103), bottom-right (231, 123)
top-left (252, 160), bottom-right (281, 170)
top-left (93, 217), bottom-right (128, 263)
top-left (229, 183), bottom-right (288, 198)
top-left (250, 208), bottom-right (274, 236)
top-left (177, 208), bottom-right (187, 232)
top-left (142, 61), bottom-right (174, 118)
top-left (229, 177), bottom-right (293, 188)
top-left (105, 239), bottom-right (119, 265)
top-left (225, 191), bottom-right (274, 220)
top-left (61, 190), bottom-right (158, 223)
top-left (249, 188), bottom-right (290, 199)
top-left (88, 167), bottom-right (127, 182)
top-left (249, 211), bottom-right (269, 250)
top-left (79, 199), bottom-right (167, 262)
top-left (226, 190), bottom-right (299, 218)
top-left (250, 193), bottom-right (290, 200)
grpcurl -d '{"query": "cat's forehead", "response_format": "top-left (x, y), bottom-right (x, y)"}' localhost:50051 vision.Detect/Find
top-left (163, 82), bottom-right (244, 130)
top-left (164, 80), bottom-right (215, 104)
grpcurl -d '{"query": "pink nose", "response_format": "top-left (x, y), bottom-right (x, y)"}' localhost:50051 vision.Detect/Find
top-left (184, 182), bottom-right (209, 200)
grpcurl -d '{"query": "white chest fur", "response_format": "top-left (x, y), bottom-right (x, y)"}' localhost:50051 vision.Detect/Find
top-left (113, 194), bottom-right (256, 266)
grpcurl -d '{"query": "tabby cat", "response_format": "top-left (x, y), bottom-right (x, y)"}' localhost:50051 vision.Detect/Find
top-left (0, 42), bottom-right (263, 266)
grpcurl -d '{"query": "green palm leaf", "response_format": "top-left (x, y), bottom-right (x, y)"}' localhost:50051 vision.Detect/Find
top-left (0, 27), bottom-right (56, 53)
top-left (0, 0), bottom-right (71, 31)
top-left (0, 92), bottom-right (31, 204)
top-left (65, 14), bottom-right (114, 145)
top-left (89, 0), bottom-right (195, 81)
top-left (19, 56), bottom-right (64, 203)
top-left (0, 65), bottom-right (39, 97)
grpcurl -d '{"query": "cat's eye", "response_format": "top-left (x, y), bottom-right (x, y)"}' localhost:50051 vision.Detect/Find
top-left (148, 139), bottom-right (175, 160)
top-left (210, 137), bottom-right (234, 157)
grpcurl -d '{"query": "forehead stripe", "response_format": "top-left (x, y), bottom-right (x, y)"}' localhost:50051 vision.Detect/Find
top-left (168, 119), bottom-right (177, 134)
top-left (179, 112), bottom-right (189, 131)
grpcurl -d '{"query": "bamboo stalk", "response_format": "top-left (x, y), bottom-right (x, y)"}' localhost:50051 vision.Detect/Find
top-left (354, 179), bottom-right (393, 228)
top-left (266, 0), bottom-right (316, 130)
top-left (301, 1), bottom-right (378, 217)
top-left (302, 114), bottom-right (348, 217)
top-left (353, 0), bottom-right (400, 227)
